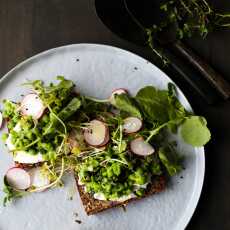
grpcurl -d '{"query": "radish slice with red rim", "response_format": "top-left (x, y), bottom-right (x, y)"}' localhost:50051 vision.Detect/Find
top-left (6, 167), bottom-right (31, 190)
top-left (84, 120), bottom-right (109, 147)
top-left (99, 130), bottom-right (110, 147)
top-left (123, 117), bottom-right (142, 134)
top-left (20, 93), bottom-right (45, 119)
top-left (96, 145), bottom-right (107, 151)
top-left (130, 137), bottom-right (155, 156)
top-left (109, 88), bottom-right (127, 105)
top-left (28, 167), bottom-right (50, 192)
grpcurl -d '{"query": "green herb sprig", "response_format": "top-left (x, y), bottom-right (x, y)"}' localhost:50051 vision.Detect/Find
top-left (124, 0), bottom-right (230, 63)
top-left (149, 0), bottom-right (230, 62)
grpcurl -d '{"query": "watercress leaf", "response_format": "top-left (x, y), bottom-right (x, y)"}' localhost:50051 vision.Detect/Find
top-left (81, 96), bottom-right (109, 117)
top-left (58, 97), bottom-right (81, 121)
top-left (167, 83), bottom-right (189, 133)
top-left (167, 117), bottom-right (185, 134)
top-left (158, 145), bottom-right (182, 176)
top-left (180, 116), bottom-right (211, 147)
top-left (112, 163), bottom-right (121, 176)
top-left (30, 76), bottom-right (74, 109)
top-left (135, 86), bottom-right (169, 123)
top-left (114, 94), bottom-right (142, 119)
top-left (2, 176), bottom-right (26, 206)
top-left (47, 98), bottom-right (81, 134)
top-left (56, 76), bottom-right (74, 90)
top-left (150, 155), bottom-right (162, 175)
top-left (167, 83), bottom-right (187, 120)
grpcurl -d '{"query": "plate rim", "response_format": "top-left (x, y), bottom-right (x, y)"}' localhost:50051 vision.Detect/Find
top-left (0, 43), bottom-right (205, 230)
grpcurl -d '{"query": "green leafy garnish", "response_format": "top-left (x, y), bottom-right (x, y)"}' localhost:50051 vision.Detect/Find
top-left (2, 177), bottom-right (27, 206)
top-left (28, 76), bottom-right (74, 111)
top-left (135, 84), bottom-right (210, 147)
top-left (125, 0), bottom-right (230, 63)
top-left (180, 116), bottom-right (211, 147)
top-left (159, 145), bottom-right (182, 176)
top-left (136, 86), bottom-right (169, 123)
top-left (58, 98), bottom-right (81, 121)
top-left (167, 83), bottom-right (187, 120)
top-left (114, 94), bottom-right (142, 118)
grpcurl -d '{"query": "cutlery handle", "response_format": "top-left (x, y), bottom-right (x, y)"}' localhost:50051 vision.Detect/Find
top-left (168, 62), bottom-right (218, 105)
top-left (171, 40), bottom-right (230, 100)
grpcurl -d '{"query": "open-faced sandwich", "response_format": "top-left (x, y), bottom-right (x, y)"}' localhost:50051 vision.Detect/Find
top-left (1, 77), bottom-right (210, 214)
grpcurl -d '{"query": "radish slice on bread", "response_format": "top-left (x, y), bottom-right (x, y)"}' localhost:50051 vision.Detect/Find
top-left (20, 93), bottom-right (45, 119)
top-left (84, 120), bottom-right (110, 147)
top-left (28, 167), bottom-right (50, 192)
top-left (130, 137), bottom-right (155, 156)
top-left (109, 88), bottom-right (127, 105)
top-left (123, 117), bottom-right (142, 134)
top-left (6, 167), bottom-right (31, 190)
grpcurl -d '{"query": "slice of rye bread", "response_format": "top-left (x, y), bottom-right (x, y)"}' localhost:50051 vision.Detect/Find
top-left (75, 175), bottom-right (166, 215)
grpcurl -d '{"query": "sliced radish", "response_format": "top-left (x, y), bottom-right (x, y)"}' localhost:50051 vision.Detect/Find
top-left (100, 131), bottom-right (110, 146)
top-left (0, 112), bottom-right (3, 129)
top-left (96, 145), bottom-right (107, 151)
top-left (84, 120), bottom-right (109, 147)
top-left (123, 117), bottom-right (142, 134)
top-left (28, 167), bottom-right (50, 192)
top-left (13, 151), bottom-right (45, 164)
top-left (20, 93), bottom-right (45, 119)
top-left (6, 167), bottom-right (31, 190)
top-left (130, 137), bottom-right (155, 156)
top-left (109, 88), bottom-right (127, 105)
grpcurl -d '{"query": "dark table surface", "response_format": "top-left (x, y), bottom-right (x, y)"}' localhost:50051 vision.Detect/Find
top-left (0, 0), bottom-right (230, 229)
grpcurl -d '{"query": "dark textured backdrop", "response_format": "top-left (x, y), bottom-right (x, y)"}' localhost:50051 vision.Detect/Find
top-left (0, 0), bottom-right (229, 229)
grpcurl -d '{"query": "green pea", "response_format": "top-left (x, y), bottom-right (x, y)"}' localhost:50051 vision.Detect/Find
top-left (102, 183), bottom-right (111, 192)
top-left (151, 162), bottom-right (162, 175)
top-left (102, 170), bottom-right (107, 177)
top-left (125, 189), bottom-right (132, 195)
top-left (27, 131), bottom-right (33, 140)
top-left (28, 149), bottom-right (36, 155)
top-left (7, 123), bottom-right (14, 130)
top-left (116, 184), bottom-right (124, 192)
top-left (42, 114), bottom-right (49, 123)
top-left (107, 167), bottom-right (113, 178)
top-left (109, 192), bottom-right (118, 200)
top-left (135, 188), bottom-right (145, 197)
top-left (2, 133), bottom-right (8, 142)
top-left (111, 163), bottom-right (121, 176)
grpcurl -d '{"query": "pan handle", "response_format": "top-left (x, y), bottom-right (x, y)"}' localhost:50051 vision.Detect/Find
top-left (171, 40), bottom-right (230, 100)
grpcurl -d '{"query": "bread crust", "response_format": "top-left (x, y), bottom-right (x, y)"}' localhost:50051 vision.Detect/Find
top-left (76, 176), bottom-right (166, 215)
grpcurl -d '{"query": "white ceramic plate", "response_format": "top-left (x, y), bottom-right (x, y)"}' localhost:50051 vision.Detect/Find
top-left (0, 44), bottom-right (204, 230)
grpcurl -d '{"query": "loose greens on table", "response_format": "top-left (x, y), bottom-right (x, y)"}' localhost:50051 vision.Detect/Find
top-left (1, 77), bottom-right (211, 205)
top-left (124, 0), bottom-right (230, 63)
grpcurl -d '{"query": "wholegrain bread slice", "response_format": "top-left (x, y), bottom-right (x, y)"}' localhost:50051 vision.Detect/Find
top-left (75, 175), bottom-right (166, 215)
